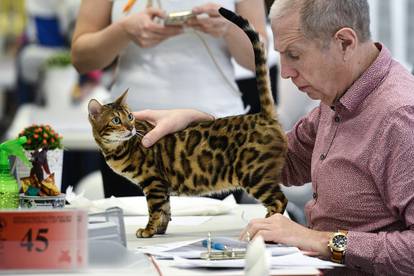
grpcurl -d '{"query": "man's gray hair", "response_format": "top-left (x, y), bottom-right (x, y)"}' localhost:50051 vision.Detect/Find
top-left (270, 0), bottom-right (371, 45)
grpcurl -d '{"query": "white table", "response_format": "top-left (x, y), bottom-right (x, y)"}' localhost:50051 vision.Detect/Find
top-left (124, 204), bottom-right (320, 276)
top-left (2, 204), bottom-right (320, 276)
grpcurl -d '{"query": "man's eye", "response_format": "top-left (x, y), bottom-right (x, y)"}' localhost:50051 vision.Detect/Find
top-left (112, 117), bottom-right (121, 124)
top-left (128, 113), bottom-right (134, 121)
top-left (287, 52), bottom-right (299, 60)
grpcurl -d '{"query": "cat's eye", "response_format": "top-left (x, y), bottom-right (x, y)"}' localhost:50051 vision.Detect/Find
top-left (128, 113), bottom-right (134, 121)
top-left (112, 117), bottom-right (121, 124)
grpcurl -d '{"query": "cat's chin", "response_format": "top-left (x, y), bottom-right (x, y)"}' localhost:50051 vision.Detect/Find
top-left (102, 133), bottom-right (136, 144)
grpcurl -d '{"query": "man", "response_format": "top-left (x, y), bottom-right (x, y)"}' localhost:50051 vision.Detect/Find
top-left (134, 0), bottom-right (414, 274)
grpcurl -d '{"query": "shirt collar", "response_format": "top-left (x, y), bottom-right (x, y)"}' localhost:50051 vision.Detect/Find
top-left (334, 43), bottom-right (392, 113)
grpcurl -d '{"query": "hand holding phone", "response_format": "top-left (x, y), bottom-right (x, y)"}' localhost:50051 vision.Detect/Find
top-left (185, 3), bottom-right (229, 37)
top-left (164, 11), bottom-right (195, 26)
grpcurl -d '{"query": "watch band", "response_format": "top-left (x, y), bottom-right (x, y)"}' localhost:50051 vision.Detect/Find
top-left (330, 230), bottom-right (348, 264)
top-left (331, 248), bottom-right (345, 264)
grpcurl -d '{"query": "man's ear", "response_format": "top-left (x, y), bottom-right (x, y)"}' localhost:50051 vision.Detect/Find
top-left (334, 27), bottom-right (357, 61)
top-left (88, 99), bottom-right (103, 120)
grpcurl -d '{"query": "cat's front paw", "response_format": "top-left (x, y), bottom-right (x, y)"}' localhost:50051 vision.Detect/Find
top-left (136, 228), bottom-right (155, 238)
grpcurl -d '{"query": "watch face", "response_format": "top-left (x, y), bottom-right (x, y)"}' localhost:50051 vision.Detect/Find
top-left (332, 234), bottom-right (348, 251)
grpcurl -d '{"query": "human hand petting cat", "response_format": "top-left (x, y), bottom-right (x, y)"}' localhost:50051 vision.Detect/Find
top-left (133, 109), bottom-right (214, 147)
top-left (121, 7), bottom-right (183, 48)
top-left (186, 3), bottom-right (231, 37)
top-left (240, 213), bottom-right (332, 258)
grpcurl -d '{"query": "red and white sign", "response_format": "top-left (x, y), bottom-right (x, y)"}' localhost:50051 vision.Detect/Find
top-left (0, 209), bottom-right (87, 271)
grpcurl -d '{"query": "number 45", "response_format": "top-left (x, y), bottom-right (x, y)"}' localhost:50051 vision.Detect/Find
top-left (20, 228), bottom-right (49, 252)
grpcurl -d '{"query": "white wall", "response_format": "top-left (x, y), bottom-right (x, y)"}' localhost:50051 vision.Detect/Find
top-left (369, 0), bottom-right (414, 70)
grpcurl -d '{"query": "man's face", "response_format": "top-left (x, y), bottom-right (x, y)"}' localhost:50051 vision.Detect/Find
top-left (272, 12), bottom-right (348, 105)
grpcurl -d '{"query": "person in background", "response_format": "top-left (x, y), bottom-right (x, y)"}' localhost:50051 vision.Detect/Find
top-left (16, 0), bottom-right (80, 105)
top-left (132, 0), bottom-right (414, 274)
top-left (71, 0), bottom-right (268, 199)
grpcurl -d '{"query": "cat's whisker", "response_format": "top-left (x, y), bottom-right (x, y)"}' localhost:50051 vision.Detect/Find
top-left (134, 130), bottom-right (146, 138)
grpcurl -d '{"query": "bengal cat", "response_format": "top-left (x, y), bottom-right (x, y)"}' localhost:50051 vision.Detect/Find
top-left (88, 8), bottom-right (288, 238)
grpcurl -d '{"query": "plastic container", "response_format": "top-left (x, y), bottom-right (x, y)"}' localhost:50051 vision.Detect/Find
top-left (0, 137), bottom-right (31, 209)
top-left (19, 193), bottom-right (66, 209)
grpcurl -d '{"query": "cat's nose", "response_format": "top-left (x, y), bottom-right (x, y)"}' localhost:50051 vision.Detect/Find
top-left (126, 126), bottom-right (133, 131)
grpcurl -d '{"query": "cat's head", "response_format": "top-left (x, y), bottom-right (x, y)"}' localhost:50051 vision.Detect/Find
top-left (88, 89), bottom-right (137, 144)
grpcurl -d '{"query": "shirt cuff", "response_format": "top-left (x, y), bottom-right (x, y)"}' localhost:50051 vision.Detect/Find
top-left (345, 231), bottom-right (378, 274)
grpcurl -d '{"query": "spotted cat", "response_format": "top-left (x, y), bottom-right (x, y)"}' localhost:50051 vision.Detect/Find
top-left (88, 7), bottom-right (288, 238)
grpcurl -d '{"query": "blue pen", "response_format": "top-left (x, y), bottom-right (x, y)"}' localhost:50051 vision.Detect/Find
top-left (201, 239), bottom-right (226, 251)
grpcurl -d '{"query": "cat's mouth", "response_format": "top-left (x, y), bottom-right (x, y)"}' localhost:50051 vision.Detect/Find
top-left (119, 128), bottom-right (136, 140)
top-left (104, 129), bottom-right (137, 143)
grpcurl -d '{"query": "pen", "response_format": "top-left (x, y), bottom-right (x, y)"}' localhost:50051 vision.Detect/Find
top-left (202, 239), bottom-right (226, 251)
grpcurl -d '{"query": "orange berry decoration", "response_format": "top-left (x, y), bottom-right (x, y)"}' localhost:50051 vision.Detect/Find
top-left (18, 124), bottom-right (63, 151)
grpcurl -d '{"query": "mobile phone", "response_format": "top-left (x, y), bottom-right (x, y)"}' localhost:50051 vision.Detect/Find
top-left (164, 10), bottom-right (195, 26)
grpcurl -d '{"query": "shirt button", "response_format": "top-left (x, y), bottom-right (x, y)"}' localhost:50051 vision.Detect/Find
top-left (312, 192), bottom-right (318, 199)
top-left (320, 154), bottom-right (326, 160)
top-left (334, 116), bottom-right (340, 122)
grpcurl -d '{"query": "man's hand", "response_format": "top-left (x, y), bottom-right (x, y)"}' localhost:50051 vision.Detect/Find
top-left (121, 7), bottom-right (183, 48)
top-left (133, 109), bottom-right (214, 147)
top-left (240, 213), bottom-right (332, 258)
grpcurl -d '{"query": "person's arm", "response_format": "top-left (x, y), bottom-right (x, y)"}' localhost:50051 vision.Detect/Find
top-left (231, 0), bottom-right (267, 70)
top-left (71, 0), bottom-right (183, 74)
top-left (188, 0), bottom-right (267, 71)
top-left (71, 0), bottom-right (129, 73)
top-left (133, 109), bottom-right (215, 147)
top-left (281, 106), bottom-right (320, 186)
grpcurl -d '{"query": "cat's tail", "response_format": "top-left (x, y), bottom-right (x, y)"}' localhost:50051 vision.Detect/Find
top-left (218, 7), bottom-right (275, 118)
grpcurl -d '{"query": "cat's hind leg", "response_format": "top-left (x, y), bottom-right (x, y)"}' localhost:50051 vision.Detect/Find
top-left (245, 183), bottom-right (287, 217)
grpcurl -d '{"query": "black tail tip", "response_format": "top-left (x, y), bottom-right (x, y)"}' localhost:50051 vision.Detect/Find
top-left (218, 7), bottom-right (234, 20)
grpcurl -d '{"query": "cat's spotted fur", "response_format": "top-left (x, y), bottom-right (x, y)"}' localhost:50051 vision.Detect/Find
top-left (88, 8), bottom-right (288, 238)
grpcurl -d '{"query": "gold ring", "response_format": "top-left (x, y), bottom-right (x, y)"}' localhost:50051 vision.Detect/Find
top-left (246, 231), bottom-right (251, 242)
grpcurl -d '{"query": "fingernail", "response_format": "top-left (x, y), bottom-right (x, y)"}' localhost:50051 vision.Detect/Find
top-left (142, 138), bottom-right (150, 147)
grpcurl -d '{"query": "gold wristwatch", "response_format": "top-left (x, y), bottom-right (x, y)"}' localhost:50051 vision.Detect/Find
top-left (328, 230), bottom-right (348, 264)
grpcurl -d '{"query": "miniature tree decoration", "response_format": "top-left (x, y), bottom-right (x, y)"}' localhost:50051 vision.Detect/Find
top-left (18, 124), bottom-right (63, 151)
top-left (17, 124), bottom-right (63, 196)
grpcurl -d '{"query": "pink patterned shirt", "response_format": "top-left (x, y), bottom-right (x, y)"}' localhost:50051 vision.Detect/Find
top-left (282, 44), bottom-right (414, 275)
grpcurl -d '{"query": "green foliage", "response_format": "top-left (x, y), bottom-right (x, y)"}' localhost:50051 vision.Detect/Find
top-left (18, 124), bottom-right (63, 150)
top-left (44, 51), bottom-right (71, 68)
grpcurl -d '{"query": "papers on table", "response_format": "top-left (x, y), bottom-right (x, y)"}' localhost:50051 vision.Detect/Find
top-left (137, 237), bottom-right (343, 272)
top-left (138, 237), bottom-right (299, 259)
top-left (173, 253), bottom-right (343, 269)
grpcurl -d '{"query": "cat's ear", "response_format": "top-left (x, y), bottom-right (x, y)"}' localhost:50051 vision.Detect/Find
top-left (114, 88), bottom-right (129, 106)
top-left (88, 99), bottom-right (103, 119)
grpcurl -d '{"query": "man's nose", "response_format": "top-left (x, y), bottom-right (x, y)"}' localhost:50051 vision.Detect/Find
top-left (280, 59), bottom-right (298, 79)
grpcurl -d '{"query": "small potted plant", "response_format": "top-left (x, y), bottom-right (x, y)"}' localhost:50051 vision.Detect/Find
top-left (16, 124), bottom-right (64, 202)
top-left (42, 51), bottom-right (78, 109)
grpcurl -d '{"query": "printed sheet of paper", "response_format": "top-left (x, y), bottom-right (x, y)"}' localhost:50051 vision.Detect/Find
top-left (137, 237), bottom-right (299, 259)
top-left (172, 252), bottom-right (344, 269)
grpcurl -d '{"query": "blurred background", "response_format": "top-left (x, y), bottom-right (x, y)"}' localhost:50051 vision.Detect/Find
top-left (0, 0), bottom-right (413, 224)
